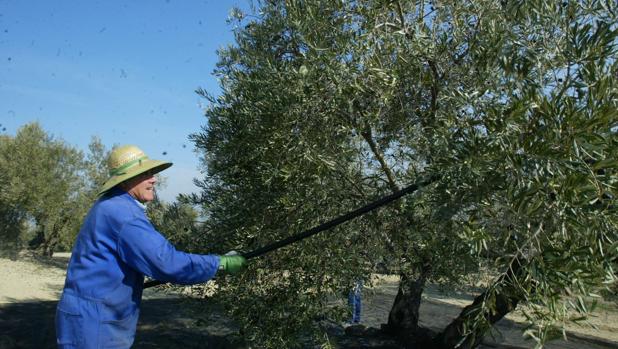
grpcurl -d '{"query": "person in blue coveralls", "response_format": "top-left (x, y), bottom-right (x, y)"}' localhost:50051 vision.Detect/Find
top-left (347, 279), bottom-right (363, 325)
top-left (55, 145), bottom-right (247, 349)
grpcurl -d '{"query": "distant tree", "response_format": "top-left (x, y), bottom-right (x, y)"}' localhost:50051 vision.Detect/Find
top-left (193, 0), bottom-right (617, 347)
top-left (83, 137), bottom-right (110, 195)
top-left (0, 123), bottom-right (108, 256)
top-left (0, 135), bottom-right (24, 257)
top-left (58, 137), bottom-right (110, 250)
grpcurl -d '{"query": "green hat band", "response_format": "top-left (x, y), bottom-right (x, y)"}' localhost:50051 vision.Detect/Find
top-left (109, 155), bottom-right (148, 177)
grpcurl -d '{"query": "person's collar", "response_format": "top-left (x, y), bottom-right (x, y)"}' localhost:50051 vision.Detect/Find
top-left (131, 196), bottom-right (147, 211)
top-left (111, 187), bottom-right (147, 211)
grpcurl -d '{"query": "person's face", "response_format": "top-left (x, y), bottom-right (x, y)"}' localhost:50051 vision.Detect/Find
top-left (121, 170), bottom-right (157, 203)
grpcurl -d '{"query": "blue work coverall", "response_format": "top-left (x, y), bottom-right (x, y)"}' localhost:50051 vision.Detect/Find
top-left (55, 188), bottom-right (220, 348)
top-left (348, 280), bottom-right (362, 324)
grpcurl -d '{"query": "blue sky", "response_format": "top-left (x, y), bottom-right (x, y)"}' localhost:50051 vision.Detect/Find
top-left (0, 0), bottom-right (249, 202)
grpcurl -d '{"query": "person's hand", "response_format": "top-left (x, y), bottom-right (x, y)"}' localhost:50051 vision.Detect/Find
top-left (218, 254), bottom-right (247, 275)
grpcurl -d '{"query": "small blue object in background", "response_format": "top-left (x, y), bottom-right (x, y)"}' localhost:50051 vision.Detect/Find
top-left (348, 280), bottom-right (362, 324)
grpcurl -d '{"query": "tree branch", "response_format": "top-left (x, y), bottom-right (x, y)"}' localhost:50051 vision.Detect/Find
top-left (360, 123), bottom-right (400, 192)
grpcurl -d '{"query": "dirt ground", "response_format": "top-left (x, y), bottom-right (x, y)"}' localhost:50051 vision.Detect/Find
top-left (1, 253), bottom-right (617, 349)
top-left (362, 275), bottom-right (618, 349)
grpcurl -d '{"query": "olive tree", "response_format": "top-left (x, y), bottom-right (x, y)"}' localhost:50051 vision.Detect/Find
top-left (192, 1), bottom-right (617, 347)
top-left (0, 123), bottom-right (108, 256)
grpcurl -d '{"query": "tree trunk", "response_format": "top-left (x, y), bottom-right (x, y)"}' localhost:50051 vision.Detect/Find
top-left (382, 263), bottom-right (435, 346)
top-left (435, 258), bottom-right (526, 349)
top-left (37, 215), bottom-right (70, 257)
top-left (40, 235), bottom-right (59, 257)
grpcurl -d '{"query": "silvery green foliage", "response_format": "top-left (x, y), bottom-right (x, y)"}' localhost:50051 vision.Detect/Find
top-left (0, 123), bottom-right (108, 256)
top-left (192, 1), bottom-right (617, 347)
top-left (147, 196), bottom-right (201, 252)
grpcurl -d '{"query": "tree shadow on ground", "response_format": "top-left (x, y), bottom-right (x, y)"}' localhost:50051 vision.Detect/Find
top-left (1, 294), bottom-right (616, 349)
top-left (0, 295), bottom-right (404, 349)
top-left (419, 298), bottom-right (618, 349)
top-left (0, 251), bottom-right (71, 271)
top-left (25, 253), bottom-right (71, 271)
top-left (0, 297), bottom-right (247, 349)
top-left (364, 283), bottom-right (618, 349)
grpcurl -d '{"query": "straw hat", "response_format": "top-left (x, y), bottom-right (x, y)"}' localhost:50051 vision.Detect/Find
top-left (98, 145), bottom-right (172, 196)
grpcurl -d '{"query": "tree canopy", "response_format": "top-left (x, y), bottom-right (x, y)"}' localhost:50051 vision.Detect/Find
top-left (0, 123), bottom-right (108, 256)
top-left (192, 0), bottom-right (617, 348)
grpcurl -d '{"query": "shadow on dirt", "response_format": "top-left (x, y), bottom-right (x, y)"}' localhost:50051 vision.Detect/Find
top-left (0, 297), bottom-right (246, 349)
top-left (1, 291), bottom-right (617, 349)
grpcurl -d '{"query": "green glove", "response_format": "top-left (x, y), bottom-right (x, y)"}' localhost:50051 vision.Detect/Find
top-left (218, 255), bottom-right (247, 275)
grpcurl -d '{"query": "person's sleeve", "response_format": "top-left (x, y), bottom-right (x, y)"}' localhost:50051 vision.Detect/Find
top-left (116, 216), bottom-right (220, 285)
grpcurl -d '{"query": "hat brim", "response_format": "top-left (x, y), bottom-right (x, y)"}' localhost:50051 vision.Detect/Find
top-left (98, 159), bottom-right (172, 196)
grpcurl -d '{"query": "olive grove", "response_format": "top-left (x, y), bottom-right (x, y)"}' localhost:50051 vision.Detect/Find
top-left (190, 0), bottom-right (617, 348)
top-left (0, 123), bottom-right (109, 256)
top-left (0, 122), bottom-right (201, 258)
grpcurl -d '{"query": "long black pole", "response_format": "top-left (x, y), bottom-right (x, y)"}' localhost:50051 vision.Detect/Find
top-left (242, 176), bottom-right (437, 259)
top-left (144, 176), bottom-right (437, 289)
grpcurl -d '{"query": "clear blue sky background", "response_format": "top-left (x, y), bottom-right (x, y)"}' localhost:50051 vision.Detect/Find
top-left (0, 0), bottom-right (249, 202)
